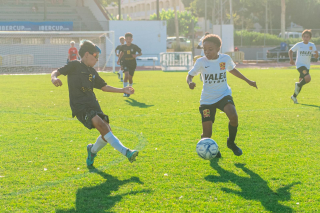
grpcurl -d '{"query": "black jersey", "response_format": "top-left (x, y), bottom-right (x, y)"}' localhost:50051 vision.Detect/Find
top-left (115, 44), bottom-right (123, 55)
top-left (119, 44), bottom-right (141, 63)
top-left (58, 60), bottom-right (107, 117)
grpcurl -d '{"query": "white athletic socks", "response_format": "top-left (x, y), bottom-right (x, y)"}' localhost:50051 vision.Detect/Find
top-left (123, 82), bottom-right (128, 88)
top-left (91, 135), bottom-right (107, 154)
top-left (103, 132), bottom-right (128, 156)
top-left (129, 83), bottom-right (133, 87)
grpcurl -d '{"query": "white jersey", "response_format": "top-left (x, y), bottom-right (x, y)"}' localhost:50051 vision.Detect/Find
top-left (291, 42), bottom-right (317, 69)
top-left (188, 54), bottom-right (236, 105)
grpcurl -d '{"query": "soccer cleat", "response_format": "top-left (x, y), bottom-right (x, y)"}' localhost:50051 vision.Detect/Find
top-left (227, 138), bottom-right (242, 156)
top-left (117, 73), bottom-right (120, 79)
top-left (86, 144), bottom-right (97, 166)
top-left (291, 95), bottom-right (298, 104)
top-left (126, 93), bottom-right (130, 97)
top-left (126, 149), bottom-right (139, 163)
top-left (215, 151), bottom-right (222, 158)
top-left (123, 93), bottom-right (127, 97)
top-left (121, 78), bottom-right (123, 82)
top-left (294, 82), bottom-right (301, 96)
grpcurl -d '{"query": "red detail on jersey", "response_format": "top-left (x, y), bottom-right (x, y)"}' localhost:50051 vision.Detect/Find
top-left (219, 62), bottom-right (226, 70)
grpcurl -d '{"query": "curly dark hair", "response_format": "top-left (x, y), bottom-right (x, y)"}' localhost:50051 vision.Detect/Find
top-left (203, 34), bottom-right (222, 48)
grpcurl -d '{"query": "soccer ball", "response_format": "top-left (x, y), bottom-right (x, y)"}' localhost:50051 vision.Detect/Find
top-left (196, 138), bottom-right (219, 160)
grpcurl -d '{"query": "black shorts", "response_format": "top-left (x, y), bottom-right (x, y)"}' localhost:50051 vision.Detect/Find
top-left (123, 62), bottom-right (137, 76)
top-left (199, 95), bottom-right (235, 123)
top-left (297, 66), bottom-right (310, 78)
top-left (75, 109), bottom-right (109, 130)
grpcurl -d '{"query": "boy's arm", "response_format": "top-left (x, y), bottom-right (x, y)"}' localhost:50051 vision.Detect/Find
top-left (117, 52), bottom-right (124, 64)
top-left (101, 85), bottom-right (134, 95)
top-left (186, 74), bottom-right (196, 89)
top-left (51, 70), bottom-right (63, 87)
top-left (289, 49), bottom-right (295, 65)
top-left (314, 51), bottom-right (319, 60)
top-left (229, 68), bottom-right (258, 89)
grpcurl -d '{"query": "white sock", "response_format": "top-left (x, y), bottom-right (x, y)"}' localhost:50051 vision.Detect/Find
top-left (120, 71), bottom-right (123, 78)
top-left (103, 132), bottom-right (128, 156)
top-left (119, 70), bottom-right (123, 74)
top-left (129, 83), bottom-right (133, 87)
top-left (91, 135), bottom-right (107, 154)
top-left (123, 82), bottom-right (128, 88)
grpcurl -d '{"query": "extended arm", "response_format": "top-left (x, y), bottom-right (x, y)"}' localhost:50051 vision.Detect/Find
top-left (51, 70), bottom-right (63, 87)
top-left (133, 52), bottom-right (142, 58)
top-left (314, 51), bottom-right (319, 60)
top-left (229, 69), bottom-right (258, 89)
top-left (101, 85), bottom-right (134, 95)
top-left (186, 74), bottom-right (196, 89)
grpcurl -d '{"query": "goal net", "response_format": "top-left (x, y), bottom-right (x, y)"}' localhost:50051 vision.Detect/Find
top-left (0, 31), bottom-right (115, 74)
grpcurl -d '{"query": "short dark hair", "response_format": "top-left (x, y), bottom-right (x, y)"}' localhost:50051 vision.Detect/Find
top-left (79, 40), bottom-right (101, 58)
top-left (205, 32), bottom-right (210, 36)
top-left (119, 36), bottom-right (125, 40)
top-left (125, 32), bottom-right (133, 38)
top-left (302, 29), bottom-right (312, 38)
top-left (203, 34), bottom-right (222, 48)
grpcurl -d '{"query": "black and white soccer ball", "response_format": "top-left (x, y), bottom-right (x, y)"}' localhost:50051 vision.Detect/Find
top-left (196, 138), bottom-right (219, 160)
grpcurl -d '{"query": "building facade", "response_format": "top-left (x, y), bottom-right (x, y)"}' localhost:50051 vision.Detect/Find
top-left (106, 0), bottom-right (185, 20)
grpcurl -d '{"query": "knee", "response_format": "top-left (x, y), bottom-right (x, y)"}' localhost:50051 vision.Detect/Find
top-left (229, 113), bottom-right (238, 125)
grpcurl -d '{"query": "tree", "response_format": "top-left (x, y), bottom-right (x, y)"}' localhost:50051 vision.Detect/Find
top-left (150, 9), bottom-right (198, 37)
top-left (173, 0), bottom-right (180, 48)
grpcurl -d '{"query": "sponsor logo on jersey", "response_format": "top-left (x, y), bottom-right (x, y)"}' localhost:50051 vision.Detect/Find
top-left (204, 72), bottom-right (226, 83)
top-left (219, 62), bottom-right (226, 70)
top-left (89, 74), bottom-right (93, 82)
top-left (203, 109), bottom-right (210, 118)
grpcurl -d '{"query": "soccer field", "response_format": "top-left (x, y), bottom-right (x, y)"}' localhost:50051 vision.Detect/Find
top-left (1, 67), bottom-right (320, 212)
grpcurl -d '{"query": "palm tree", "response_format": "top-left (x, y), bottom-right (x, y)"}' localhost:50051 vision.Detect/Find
top-left (281, 0), bottom-right (285, 39)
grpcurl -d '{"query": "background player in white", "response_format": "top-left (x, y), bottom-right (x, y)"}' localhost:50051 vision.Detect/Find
top-left (187, 34), bottom-right (257, 157)
top-left (115, 36), bottom-right (125, 81)
top-left (289, 29), bottom-right (318, 104)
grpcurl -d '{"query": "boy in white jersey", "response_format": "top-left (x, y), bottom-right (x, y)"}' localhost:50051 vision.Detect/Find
top-left (289, 29), bottom-right (318, 104)
top-left (187, 34), bottom-right (257, 157)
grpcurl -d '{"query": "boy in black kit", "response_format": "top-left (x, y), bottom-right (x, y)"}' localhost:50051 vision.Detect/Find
top-left (51, 40), bottom-right (139, 166)
top-left (115, 36), bottom-right (125, 81)
top-left (117, 32), bottom-right (142, 97)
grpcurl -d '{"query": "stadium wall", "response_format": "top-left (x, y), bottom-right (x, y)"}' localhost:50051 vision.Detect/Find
top-left (109, 20), bottom-right (167, 67)
top-left (84, 0), bottom-right (109, 31)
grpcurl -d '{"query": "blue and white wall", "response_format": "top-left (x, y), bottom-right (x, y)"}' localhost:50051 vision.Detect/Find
top-left (109, 20), bottom-right (167, 66)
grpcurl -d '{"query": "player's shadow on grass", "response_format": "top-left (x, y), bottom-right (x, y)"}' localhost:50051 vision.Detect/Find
top-left (206, 160), bottom-right (300, 213)
top-left (56, 167), bottom-right (149, 213)
top-left (125, 98), bottom-right (154, 108)
top-left (300, 103), bottom-right (320, 110)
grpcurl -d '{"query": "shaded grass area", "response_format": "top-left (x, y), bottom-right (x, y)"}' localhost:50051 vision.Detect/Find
top-left (1, 68), bottom-right (320, 212)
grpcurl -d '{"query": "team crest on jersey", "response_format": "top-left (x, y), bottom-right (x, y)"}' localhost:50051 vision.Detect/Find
top-left (203, 109), bottom-right (210, 118)
top-left (309, 46), bottom-right (313, 50)
top-left (303, 70), bottom-right (307, 74)
top-left (219, 62), bottom-right (226, 70)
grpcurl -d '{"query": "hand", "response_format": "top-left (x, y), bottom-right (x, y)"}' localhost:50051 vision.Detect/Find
top-left (290, 60), bottom-right (295, 65)
top-left (124, 86), bottom-right (134, 95)
top-left (117, 61), bottom-right (120, 65)
top-left (132, 54), bottom-right (137, 58)
top-left (189, 82), bottom-right (196, 89)
top-left (52, 78), bottom-right (62, 87)
top-left (248, 81), bottom-right (258, 89)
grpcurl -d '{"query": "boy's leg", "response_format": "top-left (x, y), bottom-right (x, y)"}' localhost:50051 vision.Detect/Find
top-left (293, 67), bottom-right (310, 98)
top-left (201, 121), bottom-right (213, 138)
top-left (223, 103), bottom-right (242, 156)
top-left (123, 71), bottom-right (129, 96)
top-left (91, 115), bottom-right (138, 163)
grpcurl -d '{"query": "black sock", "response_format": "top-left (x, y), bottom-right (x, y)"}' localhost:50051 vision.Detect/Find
top-left (298, 78), bottom-right (306, 87)
top-left (293, 93), bottom-right (297, 97)
top-left (228, 123), bottom-right (238, 144)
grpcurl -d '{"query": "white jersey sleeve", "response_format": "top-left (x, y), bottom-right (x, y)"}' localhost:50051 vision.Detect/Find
top-left (226, 55), bottom-right (236, 71)
top-left (312, 43), bottom-right (317, 51)
top-left (188, 58), bottom-right (204, 76)
top-left (291, 43), bottom-right (300, 52)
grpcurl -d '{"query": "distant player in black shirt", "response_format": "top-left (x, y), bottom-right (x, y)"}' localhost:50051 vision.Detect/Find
top-left (51, 40), bottom-right (139, 166)
top-left (115, 36), bottom-right (125, 82)
top-left (117, 32), bottom-right (142, 97)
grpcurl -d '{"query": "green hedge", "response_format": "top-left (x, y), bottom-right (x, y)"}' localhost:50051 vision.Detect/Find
top-left (234, 30), bottom-right (320, 46)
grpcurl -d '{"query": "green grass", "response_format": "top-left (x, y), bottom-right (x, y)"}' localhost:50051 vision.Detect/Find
top-left (1, 67), bottom-right (320, 212)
